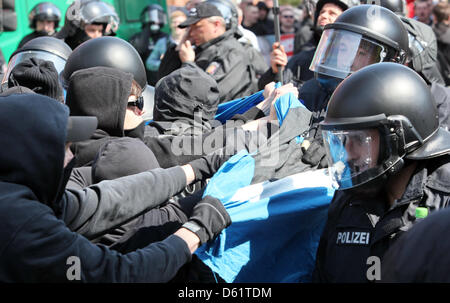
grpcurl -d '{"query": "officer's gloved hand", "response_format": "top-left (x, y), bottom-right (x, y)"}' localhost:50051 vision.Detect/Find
top-left (188, 152), bottom-right (231, 182)
top-left (301, 137), bottom-right (328, 169)
top-left (182, 196), bottom-right (232, 245)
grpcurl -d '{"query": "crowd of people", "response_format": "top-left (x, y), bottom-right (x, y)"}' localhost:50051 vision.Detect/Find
top-left (0, 0), bottom-right (450, 283)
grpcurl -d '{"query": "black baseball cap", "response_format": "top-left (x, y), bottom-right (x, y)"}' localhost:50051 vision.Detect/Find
top-left (178, 2), bottom-right (223, 28)
top-left (66, 116), bottom-right (98, 142)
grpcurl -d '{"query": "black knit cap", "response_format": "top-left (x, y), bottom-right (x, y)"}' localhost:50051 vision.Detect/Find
top-left (153, 62), bottom-right (220, 124)
top-left (8, 57), bottom-right (64, 102)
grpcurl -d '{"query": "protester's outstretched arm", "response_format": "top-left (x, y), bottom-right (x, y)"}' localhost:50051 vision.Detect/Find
top-left (4, 189), bottom-right (230, 282)
top-left (4, 202), bottom-right (192, 282)
top-left (61, 165), bottom-right (197, 240)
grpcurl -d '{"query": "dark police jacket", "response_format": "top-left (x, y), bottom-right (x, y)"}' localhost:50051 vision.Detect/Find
top-left (158, 30), bottom-right (258, 103)
top-left (312, 155), bottom-right (450, 283)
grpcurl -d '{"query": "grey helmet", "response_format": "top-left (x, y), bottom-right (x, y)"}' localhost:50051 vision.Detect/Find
top-left (207, 0), bottom-right (238, 30)
top-left (64, 0), bottom-right (119, 32)
top-left (361, 0), bottom-right (407, 16)
top-left (28, 2), bottom-right (62, 29)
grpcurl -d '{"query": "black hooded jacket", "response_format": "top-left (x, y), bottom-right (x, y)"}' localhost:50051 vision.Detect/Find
top-left (0, 93), bottom-right (192, 282)
top-left (66, 66), bottom-right (145, 167)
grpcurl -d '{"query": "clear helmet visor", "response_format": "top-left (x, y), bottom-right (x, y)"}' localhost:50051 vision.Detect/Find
top-left (310, 29), bottom-right (387, 79)
top-left (2, 50), bottom-right (67, 87)
top-left (144, 9), bottom-right (166, 25)
top-left (323, 128), bottom-right (387, 190)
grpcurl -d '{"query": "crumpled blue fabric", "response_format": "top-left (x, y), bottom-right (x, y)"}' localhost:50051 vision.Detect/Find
top-left (195, 91), bottom-right (333, 282)
top-left (214, 90), bottom-right (265, 123)
top-left (195, 170), bottom-right (334, 283)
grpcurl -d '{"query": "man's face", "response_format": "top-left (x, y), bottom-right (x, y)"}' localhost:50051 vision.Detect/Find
top-left (84, 24), bottom-right (104, 39)
top-left (415, 2), bottom-right (431, 23)
top-left (336, 36), bottom-right (381, 72)
top-left (258, 8), bottom-right (268, 20)
top-left (317, 3), bottom-right (344, 27)
top-left (281, 10), bottom-right (295, 27)
top-left (171, 15), bottom-right (187, 40)
top-left (123, 94), bottom-right (144, 131)
top-left (350, 43), bottom-right (381, 72)
top-left (36, 20), bottom-right (55, 33)
top-left (188, 18), bottom-right (221, 46)
top-left (244, 5), bottom-right (260, 26)
top-left (344, 129), bottom-right (380, 173)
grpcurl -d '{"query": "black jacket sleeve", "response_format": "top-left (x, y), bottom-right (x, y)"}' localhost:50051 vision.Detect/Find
top-left (5, 206), bottom-right (192, 282)
top-left (59, 166), bottom-right (187, 240)
top-left (66, 167), bottom-right (93, 190)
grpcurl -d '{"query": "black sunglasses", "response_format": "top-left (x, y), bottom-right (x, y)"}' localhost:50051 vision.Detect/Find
top-left (128, 96), bottom-right (144, 111)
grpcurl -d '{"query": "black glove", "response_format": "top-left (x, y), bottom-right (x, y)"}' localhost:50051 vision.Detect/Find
top-left (182, 196), bottom-right (231, 245)
top-left (301, 138), bottom-right (328, 168)
top-left (188, 151), bottom-right (230, 182)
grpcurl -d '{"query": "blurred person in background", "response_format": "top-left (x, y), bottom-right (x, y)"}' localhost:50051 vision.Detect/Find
top-left (146, 9), bottom-right (187, 86)
top-left (414, 0), bottom-right (433, 25)
top-left (18, 2), bottom-right (61, 49)
top-left (432, 1), bottom-right (450, 85)
top-left (129, 4), bottom-right (169, 85)
top-left (56, 0), bottom-right (119, 50)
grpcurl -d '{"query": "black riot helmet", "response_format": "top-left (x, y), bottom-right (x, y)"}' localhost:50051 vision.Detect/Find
top-left (79, 0), bottom-right (119, 29)
top-left (368, 1), bottom-right (443, 84)
top-left (206, 0), bottom-right (238, 30)
top-left (62, 0), bottom-right (119, 33)
top-left (2, 37), bottom-right (72, 87)
top-left (28, 2), bottom-right (62, 29)
top-left (62, 36), bottom-right (147, 89)
top-left (140, 4), bottom-right (167, 32)
top-left (310, 5), bottom-right (409, 81)
top-left (320, 63), bottom-right (450, 191)
top-left (361, 0), bottom-right (407, 16)
top-left (57, 0), bottom-right (120, 49)
top-left (61, 36), bottom-right (151, 105)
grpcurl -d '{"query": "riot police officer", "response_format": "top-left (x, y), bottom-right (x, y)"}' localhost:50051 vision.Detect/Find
top-left (298, 5), bottom-right (409, 169)
top-left (313, 62), bottom-right (450, 282)
top-left (128, 4), bottom-right (169, 85)
top-left (1, 37), bottom-right (72, 94)
top-left (259, 0), bottom-right (356, 88)
top-left (18, 2), bottom-right (61, 49)
top-left (56, 0), bottom-right (119, 50)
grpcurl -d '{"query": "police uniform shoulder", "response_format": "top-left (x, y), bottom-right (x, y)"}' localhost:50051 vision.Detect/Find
top-left (425, 154), bottom-right (450, 193)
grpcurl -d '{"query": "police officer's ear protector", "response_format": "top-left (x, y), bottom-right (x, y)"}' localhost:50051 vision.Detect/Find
top-left (381, 115), bottom-right (425, 176)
